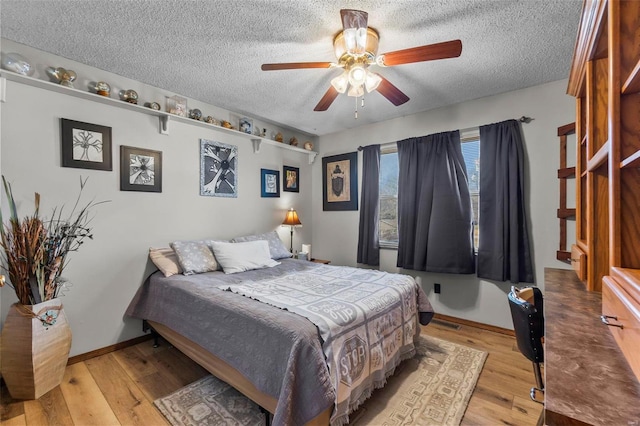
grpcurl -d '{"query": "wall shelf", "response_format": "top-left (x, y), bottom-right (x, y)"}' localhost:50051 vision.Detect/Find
top-left (620, 149), bottom-right (640, 169)
top-left (587, 140), bottom-right (610, 172)
top-left (0, 71), bottom-right (318, 164)
top-left (621, 58), bottom-right (640, 95)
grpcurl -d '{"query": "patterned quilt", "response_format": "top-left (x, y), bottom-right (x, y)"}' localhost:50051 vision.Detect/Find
top-left (219, 263), bottom-right (429, 426)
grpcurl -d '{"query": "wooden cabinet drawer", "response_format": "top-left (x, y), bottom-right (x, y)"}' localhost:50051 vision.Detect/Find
top-left (571, 244), bottom-right (587, 281)
top-left (602, 276), bottom-right (640, 382)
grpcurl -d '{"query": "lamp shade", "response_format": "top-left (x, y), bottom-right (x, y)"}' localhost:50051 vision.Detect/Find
top-left (282, 208), bottom-right (302, 226)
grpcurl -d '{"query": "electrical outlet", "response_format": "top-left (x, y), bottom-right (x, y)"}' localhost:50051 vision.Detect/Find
top-left (434, 283), bottom-right (441, 294)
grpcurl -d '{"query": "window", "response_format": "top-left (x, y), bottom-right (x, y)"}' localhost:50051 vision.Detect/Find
top-left (378, 138), bottom-right (480, 249)
top-left (461, 138), bottom-right (480, 249)
top-left (379, 150), bottom-right (399, 246)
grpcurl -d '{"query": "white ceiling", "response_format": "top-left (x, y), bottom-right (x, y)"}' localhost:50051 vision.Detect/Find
top-left (1, 0), bottom-right (582, 136)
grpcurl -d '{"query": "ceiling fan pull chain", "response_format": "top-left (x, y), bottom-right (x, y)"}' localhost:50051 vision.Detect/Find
top-left (361, 97), bottom-right (365, 108)
top-left (354, 96), bottom-right (358, 119)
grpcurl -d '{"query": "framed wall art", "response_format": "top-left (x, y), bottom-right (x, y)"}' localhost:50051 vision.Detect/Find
top-left (322, 151), bottom-right (358, 211)
top-left (61, 118), bottom-right (112, 171)
top-left (120, 146), bottom-right (162, 192)
top-left (283, 165), bottom-right (300, 193)
top-left (200, 139), bottom-right (238, 197)
top-left (261, 168), bottom-right (280, 198)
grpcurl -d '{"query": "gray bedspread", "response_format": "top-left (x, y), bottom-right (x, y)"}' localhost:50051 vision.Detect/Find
top-left (126, 259), bottom-right (433, 425)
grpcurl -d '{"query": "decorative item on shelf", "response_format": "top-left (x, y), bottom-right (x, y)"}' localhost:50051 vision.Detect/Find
top-left (304, 141), bottom-right (314, 151)
top-left (282, 208), bottom-right (302, 253)
top-left (144, 101), bottom-right (161, 111)
top-left (121, 89), bottom-right (138, 104)
top-left (275, 132), bottom-right (283, 143)
top-left (262, 128), bottom-right (268, 137)
top-left (166, 95), bottom-right (187, 117)
top-left (204, 116), bottom-right (219, 125)
top-left (95, 81), bottom-right (111, 97)
top-left (0, 176), bottom-right (105, 400)
top-left (239, 117), bottom-right (253, 134)
top-left (1, 52), bottom-right (35, 76)
top-left (221, 120), bottom-right (232, 129)
top-left (289, 137), bottom-right (298, 147)
top-left (189, 109), bottom-right (203, 121)
top-left (50, 67), bottom-right (77, 88)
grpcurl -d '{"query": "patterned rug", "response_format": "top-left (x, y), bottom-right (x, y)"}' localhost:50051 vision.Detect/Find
top-left (154, 335), bottom-right (487, 426)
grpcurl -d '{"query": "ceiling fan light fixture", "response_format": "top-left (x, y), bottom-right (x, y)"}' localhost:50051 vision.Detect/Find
top-left (348, 64), bottom-right (366, 87)
top-left (347, 83), bottom-right (364, 97)
top-left (331, 72), bottom-right (349, 94)
top-left (364, 70), bottom-right (382, 92)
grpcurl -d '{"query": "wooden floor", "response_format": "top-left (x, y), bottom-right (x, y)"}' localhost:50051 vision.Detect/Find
top-left (1, 320), bottom-right (543, 425)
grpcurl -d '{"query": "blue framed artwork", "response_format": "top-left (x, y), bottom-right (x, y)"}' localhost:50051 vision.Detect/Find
top-left (261, 168), bottom-right (280, 198)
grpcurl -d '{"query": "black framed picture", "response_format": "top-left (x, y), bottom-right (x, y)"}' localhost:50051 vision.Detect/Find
top-left (261, 168), bottom-right (280, 198)
top-left (283, 165), bottom-right (300, 193)
top-left (120, 146), bottom-right (162, 192)
top-left (61, 118), bottom-right (112, 171)
top-left (200, 139), bottom-right (238, 198)
top-left (322, 151), bottom-right (358, 211)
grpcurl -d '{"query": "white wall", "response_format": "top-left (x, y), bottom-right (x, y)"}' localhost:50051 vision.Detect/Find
top-left (312, 79), bottom-right (575, 330)
top-left (0, 41), bottom-right (315, 356)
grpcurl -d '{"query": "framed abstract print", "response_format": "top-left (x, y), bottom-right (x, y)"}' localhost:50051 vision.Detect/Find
top-left (200, 139), bottom-right (238, 197)
top-left (283, 165), bottom-right (300, 193)
top-left (120, 146), bottom-right (162, 192)
top-left (322, 151), bottom-right (358, 211)
top-left (261, 168), bottom-right (280, 198)
top-left (61, 118), bottom-right (112, 171)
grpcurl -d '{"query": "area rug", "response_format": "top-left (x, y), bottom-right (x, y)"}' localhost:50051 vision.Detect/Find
top-left (154, 335), bottom-right (487, 426)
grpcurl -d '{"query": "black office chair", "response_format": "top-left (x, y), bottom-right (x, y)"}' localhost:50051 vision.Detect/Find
top-left (508, 286), bottom-right (544, 404)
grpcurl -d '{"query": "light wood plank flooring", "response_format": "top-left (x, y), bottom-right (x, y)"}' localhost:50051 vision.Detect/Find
top-left (1, 320), bottom-right (542, 425)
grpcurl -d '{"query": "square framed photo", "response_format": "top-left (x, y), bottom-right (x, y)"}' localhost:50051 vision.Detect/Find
top-left (61, 118), bottom-right (112, 170)
top-left (239, 117), bottom-right (253, 135)
top-left (200, 139), bottom-right (238, 197)
top-left (283, 165), bottom-right (300, 193)
top-left (261, 168), bottom-right (280, 198)
top-left (120, 146), bottom-right (162, 192)
top-left (322, 151), bottom-right (358, 211)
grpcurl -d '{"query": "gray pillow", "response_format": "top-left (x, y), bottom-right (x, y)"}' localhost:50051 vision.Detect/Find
top-left (170, 240), bottom-right (221, 275)
top-left (232, 230), bottom-right (291, 260)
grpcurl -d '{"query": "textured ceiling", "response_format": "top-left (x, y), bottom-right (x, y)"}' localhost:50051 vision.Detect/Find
top-left (1, 0), bottom-right (582, 136)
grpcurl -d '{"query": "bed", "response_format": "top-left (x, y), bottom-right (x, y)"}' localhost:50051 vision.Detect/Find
top-left (126, 258), bottom-right (433, 426)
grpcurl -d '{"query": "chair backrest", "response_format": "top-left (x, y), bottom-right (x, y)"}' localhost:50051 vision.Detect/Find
top-left (508, 286), bottom-right (544, 363)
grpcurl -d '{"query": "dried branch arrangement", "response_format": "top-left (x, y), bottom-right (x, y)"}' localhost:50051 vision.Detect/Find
top-left (0, 176), bottom-right (107, 305)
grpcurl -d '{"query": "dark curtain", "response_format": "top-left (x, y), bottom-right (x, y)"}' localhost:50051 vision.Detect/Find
top-left (396, 131), bottom-right (475, 273)
top-left (478, 119), bottom-right (534, 283)
top-left (357, 145), bottom-right (380, 265)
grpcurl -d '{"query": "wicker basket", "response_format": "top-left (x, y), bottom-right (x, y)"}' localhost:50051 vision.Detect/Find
top-left (1, 299), bottom-right (72, 399)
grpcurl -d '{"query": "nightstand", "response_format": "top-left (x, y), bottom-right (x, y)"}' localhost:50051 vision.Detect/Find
top-left (310, 258), bottom-right (330, 264)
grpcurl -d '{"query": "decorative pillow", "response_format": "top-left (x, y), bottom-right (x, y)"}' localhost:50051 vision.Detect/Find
top-left (170, 240), bottom-right (220, 275)
top-left (209, 240), bottom-right (280, 274)
top-left (232, 230), bottom-right (291, 260)
top-left (149, 247), bottom-right (183, 277)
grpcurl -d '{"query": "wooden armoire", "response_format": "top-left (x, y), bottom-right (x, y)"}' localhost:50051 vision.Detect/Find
top-left (567, 0), bottom-right (640, 381)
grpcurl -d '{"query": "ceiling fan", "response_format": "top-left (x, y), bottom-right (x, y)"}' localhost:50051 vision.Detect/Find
top-left (261, 9), bottom-right (462, 112)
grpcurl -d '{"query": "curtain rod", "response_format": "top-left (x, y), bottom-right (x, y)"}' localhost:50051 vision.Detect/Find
top-left (357, 116), bottom-right (534, 151)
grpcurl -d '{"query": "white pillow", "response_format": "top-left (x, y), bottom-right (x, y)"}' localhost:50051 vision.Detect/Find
top-left (209, 240), bottom-right (279, 274)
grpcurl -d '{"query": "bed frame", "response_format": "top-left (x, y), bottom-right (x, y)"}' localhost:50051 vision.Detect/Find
top-left (146, 320), bottom-right (332, 426)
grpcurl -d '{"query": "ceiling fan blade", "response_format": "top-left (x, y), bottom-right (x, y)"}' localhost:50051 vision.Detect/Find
top-left (261, 62), bottom-right (334, 71)
top-left (376, 76), bottom-right (410, 106)
top-left (379, 39), bottom-right (462, 66)
top-left (314, 86), bottom-right (340, 111)
top-left (340, 9), bottom-right (368, 31)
